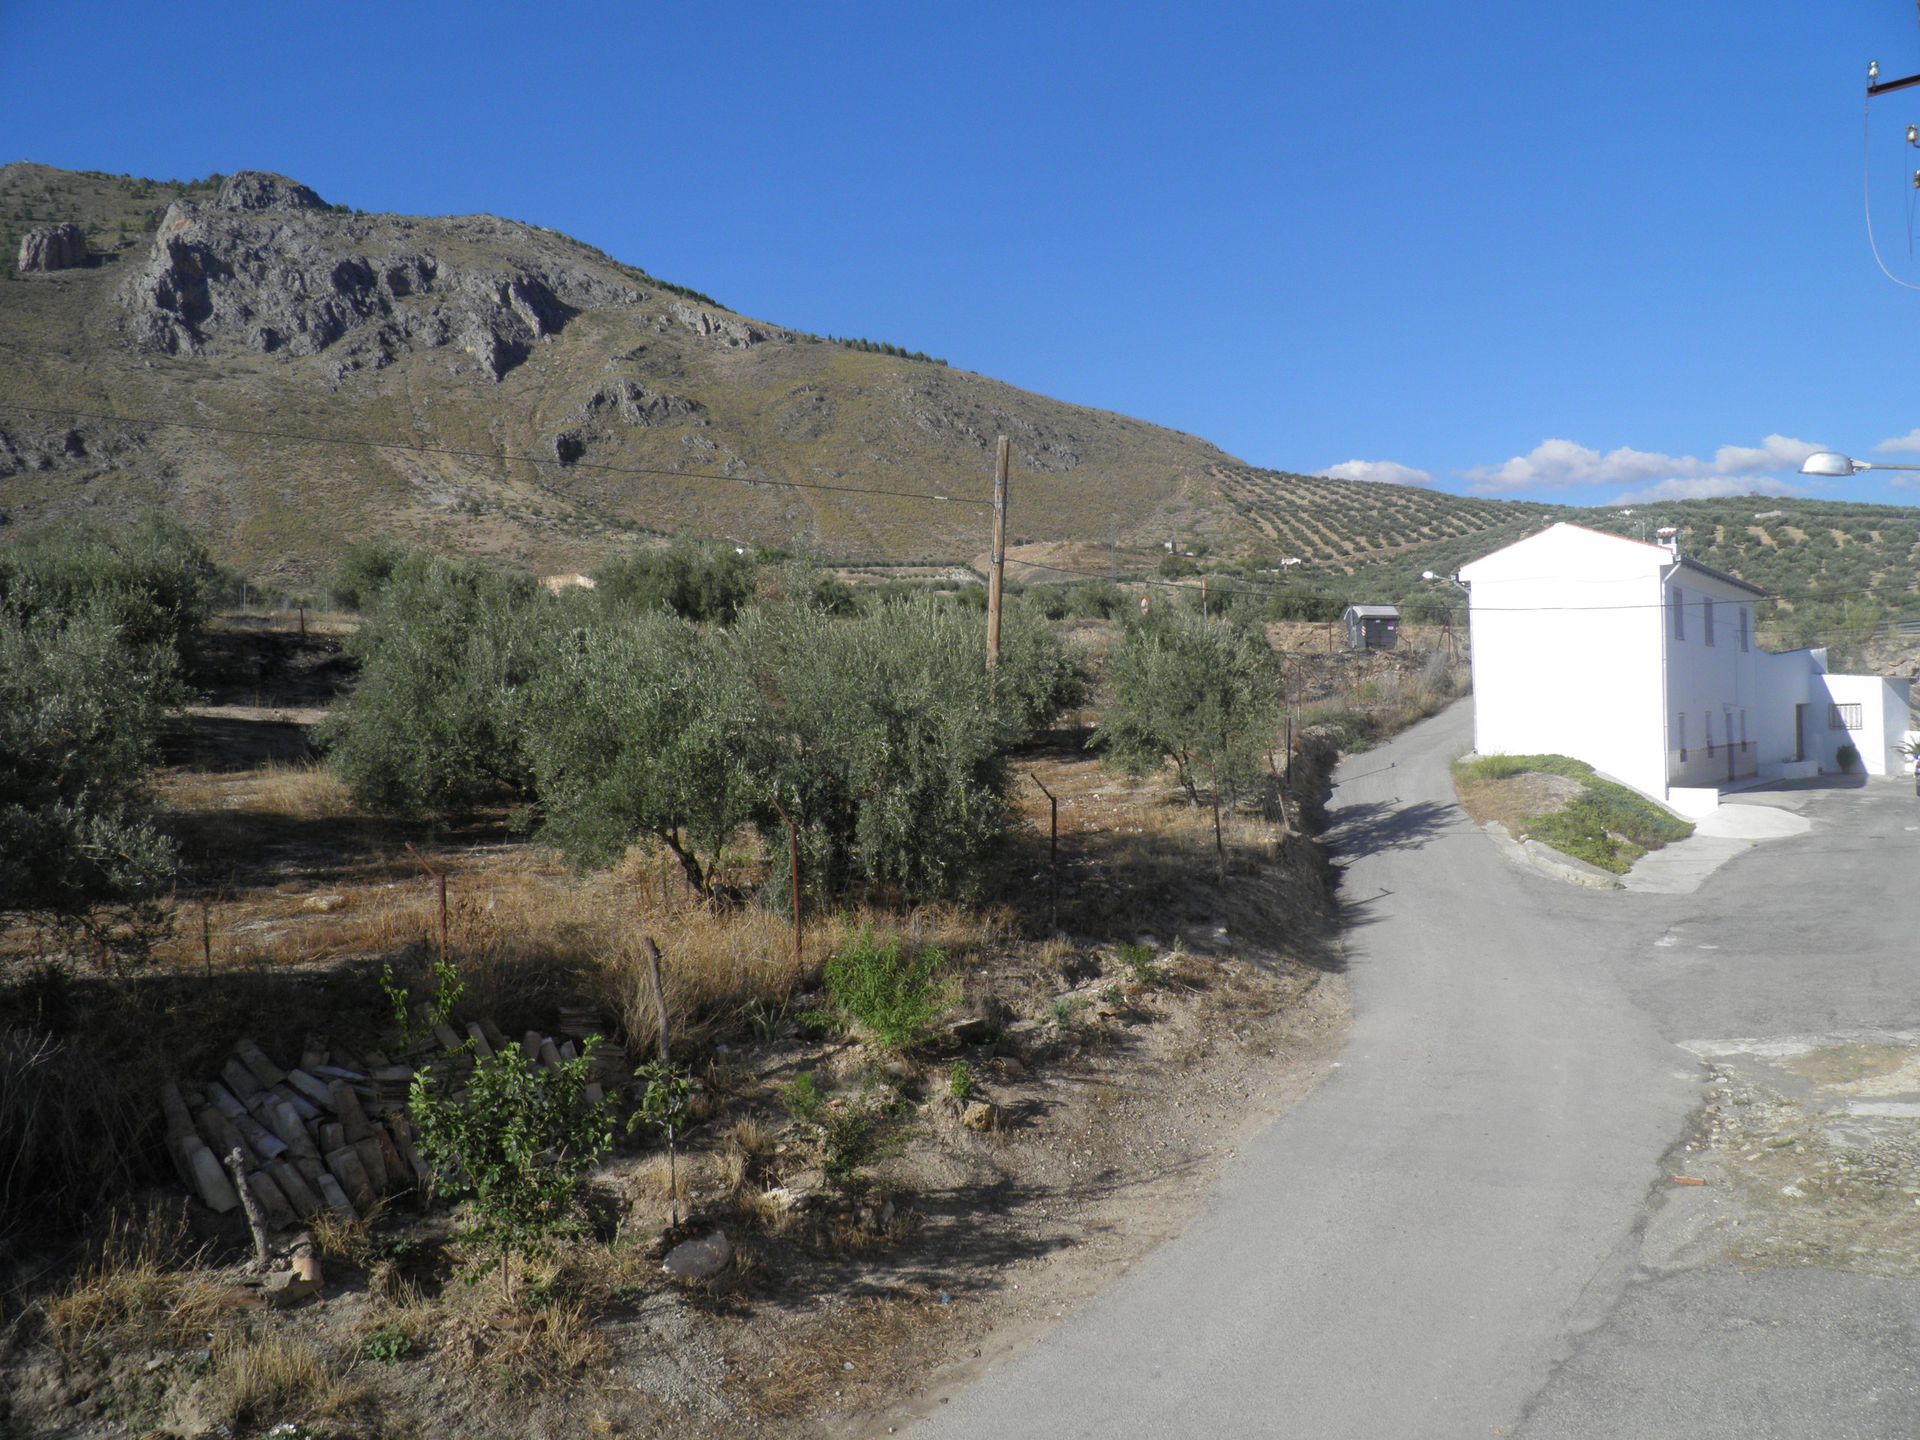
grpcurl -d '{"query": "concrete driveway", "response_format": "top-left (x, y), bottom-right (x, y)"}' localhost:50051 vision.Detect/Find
top-left (907, 699), bottom-right (1920, 1438)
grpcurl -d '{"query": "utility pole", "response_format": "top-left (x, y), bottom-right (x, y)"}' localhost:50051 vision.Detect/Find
top-left (986, 434), bottom-right (1009, 669)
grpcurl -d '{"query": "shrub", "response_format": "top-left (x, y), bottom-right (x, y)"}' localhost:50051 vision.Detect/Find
top-left (1064, 580), bottom-right (1125, 620)
top-left (0, 512), bottom-right (217, 667)
top-left (780, 1071), bottom-right (824, 1125)
top-left (331, 538), bottom-right (405, 610)
top-left (1094, 608), bottom-right (1282, 804)
top-left (739, 598), bottom-right (1069, 900)
top-left (819, 1108), bottom-right (878, 1183)
top-left (409, 1041), bottom-right (616, 1297)
top-left (0, 601), bottom-right (180, 956)
top-left (823, 930), bottom-right (950, 1053)
top-left (317, 552), bottom-right (544, 813)
top-left (947, 1061), bottom-right (977, 1103)
top-left (593, 537), bottom-right (754, 624)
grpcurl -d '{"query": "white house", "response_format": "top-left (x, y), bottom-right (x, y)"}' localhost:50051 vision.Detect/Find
top-left (1457, 523), bottom-right (1915, 815)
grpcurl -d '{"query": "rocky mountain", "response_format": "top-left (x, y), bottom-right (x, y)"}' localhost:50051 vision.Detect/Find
top-left (2, 162), bottom-right (1556, 586)
top-left (21, 162), bottom-right (1909, 622)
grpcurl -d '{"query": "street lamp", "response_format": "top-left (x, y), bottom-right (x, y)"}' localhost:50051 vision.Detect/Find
top-left (1799, 450), bottom-right (1920, 477)
top-left (1421, 569), bottom-right (1469, 593)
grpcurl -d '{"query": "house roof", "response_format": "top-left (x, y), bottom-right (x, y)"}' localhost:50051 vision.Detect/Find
top-left (1672, 555), bottom-right (1769, 599)
top-left (1345, 604), bottom-right (1400, 618)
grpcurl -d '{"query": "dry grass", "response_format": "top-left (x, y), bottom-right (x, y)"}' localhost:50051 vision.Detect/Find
top-left (309, 1203), bottom-right (384, 1270)
top-left (204, 1332), bottom-right (368, 1431)
top-left (1452, 769), bottom-right (1583, 830)
top-left (44, 1206), bottom-right (246, 1355)
top-left (729, 1116), bottom-right (778, 1163)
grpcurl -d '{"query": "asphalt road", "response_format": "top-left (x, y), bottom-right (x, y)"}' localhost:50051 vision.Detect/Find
top-left (909, 699), bottom-right (1920, 1438)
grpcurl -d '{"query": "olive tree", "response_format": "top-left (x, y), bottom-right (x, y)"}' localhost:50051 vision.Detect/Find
top-left (318, 553), bottom-right (545, 813)
top-left (517, 613), bottom-right (767, 895)
top-left (1094, 608), bottom-right (1283, 805)
top-left (0, 601), bottom-right (180, 959)
top-left (0, 512), bottom-right (218, 666)
top-left (739, 598), bottom-right (1069, 901)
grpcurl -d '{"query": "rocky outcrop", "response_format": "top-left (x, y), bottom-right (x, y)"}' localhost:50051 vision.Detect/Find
top-left (666, 301), bottom-right (774, 348)
top-left (579, 379), bottom-right (703, 427)
top-left (214, 171), bottom-right (326, 213)
top-left (551, 380), bottom-right (705, 464)
top-left (16, 223), bottom-right (88, 273)
top-left (116, 171), bottom-right (645, 380)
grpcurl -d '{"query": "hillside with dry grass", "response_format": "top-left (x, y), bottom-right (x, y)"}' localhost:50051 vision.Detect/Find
top-left (0, 163), bottom-right (1251, 583)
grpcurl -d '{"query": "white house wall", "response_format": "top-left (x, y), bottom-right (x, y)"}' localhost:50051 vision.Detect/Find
top-left (1460, 525), bottom-right (1670, 798)
top-left (1660, 570), bottom-right (1763, 790)
top-left (1813, 673), bottom-right (1915, 776)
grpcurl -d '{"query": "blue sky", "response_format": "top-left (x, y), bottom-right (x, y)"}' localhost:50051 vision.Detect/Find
top-left (7, 2), bottom-right (1920, 511)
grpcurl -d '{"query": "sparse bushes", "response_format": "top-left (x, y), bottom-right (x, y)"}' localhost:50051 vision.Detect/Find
top-left (1453, 753), bottom-right (1693, 873)
top-left (824, 930), bottom-right (950, 1052)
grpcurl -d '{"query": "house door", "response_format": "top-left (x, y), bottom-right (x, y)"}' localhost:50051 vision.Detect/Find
top-left (1728, 736), bottom-right (1737, 784)
top-left (1794, 704), bottom-right (1807, 762)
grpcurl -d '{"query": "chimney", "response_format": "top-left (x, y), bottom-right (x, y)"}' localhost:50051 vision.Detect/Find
top-left (1655, 525), bottom-right (1679, 557)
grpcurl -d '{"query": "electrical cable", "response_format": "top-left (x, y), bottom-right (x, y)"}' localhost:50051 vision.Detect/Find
top-left (1, 403), bottom-right (1909, 618)
top-left (1863, 96), bottom-right (1920, 291)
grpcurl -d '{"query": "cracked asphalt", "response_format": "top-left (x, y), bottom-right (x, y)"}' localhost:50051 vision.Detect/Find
top-left (910, 699), bottom-right (1920, 1438)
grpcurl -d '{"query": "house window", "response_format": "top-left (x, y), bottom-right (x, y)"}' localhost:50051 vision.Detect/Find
top-left (1738, 607), bottom-right (1749, 653)
top-left (1706, 711), bottom-right (1715, 757)
top-left (1677, 712), bottom-right (1687, 761)
top-left (1670, 585), bottom-right (1685, 640)
top-left (1703, 597), bottom-right (1715, 646)
top-left (1830, 702), bottom-right (1864, 731)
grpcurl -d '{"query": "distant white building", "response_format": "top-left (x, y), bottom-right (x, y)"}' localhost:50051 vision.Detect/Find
top-left (1457, 523), bottom-right (1915, 815)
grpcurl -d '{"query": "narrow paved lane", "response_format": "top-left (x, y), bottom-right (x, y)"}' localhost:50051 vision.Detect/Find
top-left (911, 700), bottom-right (1700, 1438)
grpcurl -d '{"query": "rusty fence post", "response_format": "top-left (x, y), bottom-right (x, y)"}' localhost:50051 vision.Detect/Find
top-left (404, 842), bottom-right (449, 971)
top-left (769, 796), bottom-right (803, 972)
top-left (1028, 772), bottom-right (1059, 931)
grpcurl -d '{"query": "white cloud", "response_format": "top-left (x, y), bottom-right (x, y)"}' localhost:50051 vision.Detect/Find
top-left (1875, 429), bottom-right (1920, 454)
top-left (1463, 433), bottom-right (1823, 493)
top-left (1611, 475), bottom-right (1802, 505)
top-left (1319, 459), bottom-right (1435, 487)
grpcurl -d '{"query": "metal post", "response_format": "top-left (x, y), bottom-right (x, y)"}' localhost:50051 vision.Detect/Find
top-left (1030, 773), bottom-right (1059, 931)
top-left (987, 435), bottom-right (1009, 669)
top-left (405, 842), bottom-right (448, 971)
top-left (770, 795), bottom-right (803, 972)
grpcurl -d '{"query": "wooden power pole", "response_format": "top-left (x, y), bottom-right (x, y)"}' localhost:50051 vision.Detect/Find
top-left (986, 434), bottom-right (1009, 669)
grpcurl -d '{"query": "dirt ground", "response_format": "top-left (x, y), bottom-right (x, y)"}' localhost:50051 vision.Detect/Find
top-left (0, 614), bottom-right (1360, 1440)
top-left (1666, 1033), bottom-right (1920, 1277)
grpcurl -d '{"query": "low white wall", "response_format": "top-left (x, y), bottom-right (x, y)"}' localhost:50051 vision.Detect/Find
top-left (1819, 674), bottom-right (1911, 776)
top-left (1665, 786), bottom-right (1722, 818)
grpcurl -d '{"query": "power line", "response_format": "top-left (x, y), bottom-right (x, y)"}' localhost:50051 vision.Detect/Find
top-left (0, 402), bottom-right (994, 509)
top-left (4, 401), bottom-right (1911, 618)
top-left (998, 554), bottom-right (1915, 613)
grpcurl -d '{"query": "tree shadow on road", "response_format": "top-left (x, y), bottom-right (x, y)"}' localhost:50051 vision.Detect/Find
top-left (1320, 798), bottom-right (1456, 861)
